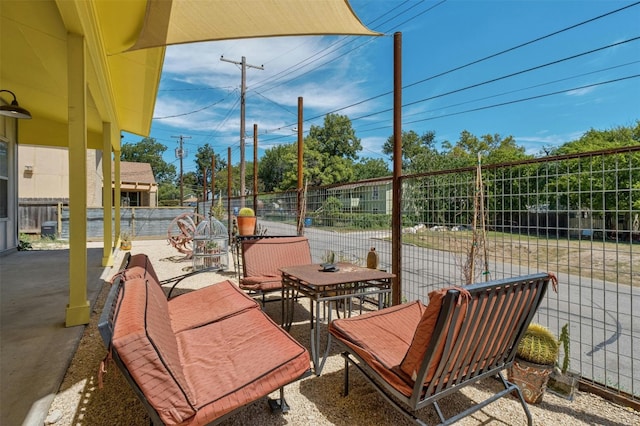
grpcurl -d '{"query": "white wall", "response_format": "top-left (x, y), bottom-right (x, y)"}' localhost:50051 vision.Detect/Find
top-left (18, 145), bottom-right (69, 199)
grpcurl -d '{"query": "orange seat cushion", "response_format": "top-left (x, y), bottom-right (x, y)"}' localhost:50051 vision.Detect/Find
top-left (178, 308), bottom-right (310, 425)
top-left (239, 275), bottom-right (281, 291)
top-left (123, 253), bottom-right (161, 284)
top-left (169, 280), bottom-right (259, 333)
top-left (329, 301), bottom-right (426, 396)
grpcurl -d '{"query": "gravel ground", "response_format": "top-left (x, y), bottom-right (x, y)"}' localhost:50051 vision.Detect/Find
top-left (46, 239), bottom-right (639, 426)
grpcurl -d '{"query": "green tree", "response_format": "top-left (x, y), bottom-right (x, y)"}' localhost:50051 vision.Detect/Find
top-left (259, 144), bottom-right (295, 192)
top-left (441, 131), bottom-right (529, 167)
top-left (158, 182), bottom-right (180, 206)
top-left (181, 171), bottom-right (199, 199)
top-left (303, 137), bottom-right (355, 186)
top-left (544, 122), bottom-right (640, 212)
top-left (121, 137), bottom-right (176, 183)
top-left (194, 144), bottom-right (227, 195)
top-left (550, 122), bottom-right (640, 155)
top-left (259, 114), bottom-right (364, 191)
top-left (485, 134), bottom-right (529, 164)
top-left (309, 113), bottom-right (361, 159)
top-left (383, 130), bottom-right (440, 172)
top-left (354, 158), bottom-right (391, 180)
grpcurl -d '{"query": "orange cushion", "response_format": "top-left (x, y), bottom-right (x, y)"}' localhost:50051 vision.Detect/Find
top-left (169, 280), bottom-right (259, 332)
top-left (112, 278), bottom-right (196, 424)
top-left (400, 287), bottom-right (469, 383)
top-left (124, 253), bottom-right (161, 284)
top-left (239, 275), bottom-right (281, 291)
top-left (242, 236), bottom-right (311, 278)
top-left (178, 308), bottom-right (310, 424)
top-left (329, 301), bottom-right (426, 397)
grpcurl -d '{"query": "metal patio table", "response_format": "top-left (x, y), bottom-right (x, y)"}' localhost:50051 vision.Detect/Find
top-left (280, 263), bottom-right (395, 375)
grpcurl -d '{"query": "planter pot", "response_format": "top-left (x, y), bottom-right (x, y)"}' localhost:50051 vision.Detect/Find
top-left (237, 216), bottom-right (257, 235)
top-left (507, 359), bottom-right (554, 404)
top-left (120, 241), bottom-right (132, 251)
top-left (547, 370), bottom-right (579, 401)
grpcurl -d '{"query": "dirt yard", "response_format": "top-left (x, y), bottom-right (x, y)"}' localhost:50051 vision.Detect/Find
top-left (404, 230), bottom-right (639, 287)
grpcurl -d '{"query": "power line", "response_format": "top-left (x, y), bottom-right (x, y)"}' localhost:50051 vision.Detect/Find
top-left (400, 60), bottom-right (640, 120)
top-left (404, 1), bottom-right (640, 90)
top-left (263, 33), bottom-right (640, 135)
top-left (153, 89), bottom-right (238, 120)
top-left (262, 72), bottom-right (639, 140)
top-left (406, 36), bottom-right (640, 110)
top-left (259, 1), bottom-right (639, 134)
top-left (253, 91), bottom-right (298, 116)
top-left (250, 0), bottom-right (445, 93)
top-left (406, 74), bottom-right (640, 125)
top-left (411, 75), bottom-right (640, 128)
top-left (153, 2), bottom-right (639, 157)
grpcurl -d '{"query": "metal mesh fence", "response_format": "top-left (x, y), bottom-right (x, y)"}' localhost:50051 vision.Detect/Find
top-left (228, 145), bottom-right (638, 400)
top-left (398, 147), bottom-right (639, 400)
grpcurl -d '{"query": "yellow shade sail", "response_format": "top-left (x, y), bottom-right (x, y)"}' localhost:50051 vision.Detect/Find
top-left (127, 0), bottom-right (380, 52)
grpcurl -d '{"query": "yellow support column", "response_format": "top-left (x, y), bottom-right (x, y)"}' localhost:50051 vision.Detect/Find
top-left (66, 33), bottom-right (90, 327)
top-left (114, 149), bottom-right (121, 247)
top-left (102, 122), bottom-right (114, 266)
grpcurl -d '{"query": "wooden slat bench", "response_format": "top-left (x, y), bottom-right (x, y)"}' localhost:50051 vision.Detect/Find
top-left (329, 273), bottom-right (553, 426)
top-left (99, 254), bottom-right (311, 425)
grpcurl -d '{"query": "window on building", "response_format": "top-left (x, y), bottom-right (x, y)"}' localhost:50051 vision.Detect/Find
top-left (372, 186), bottom-right (379, 200)
top-left (121, 191), bottom-right (140, 207)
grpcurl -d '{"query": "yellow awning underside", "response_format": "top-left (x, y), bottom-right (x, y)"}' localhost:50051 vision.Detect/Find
top-left (0, 0), bottom-right (377, 150)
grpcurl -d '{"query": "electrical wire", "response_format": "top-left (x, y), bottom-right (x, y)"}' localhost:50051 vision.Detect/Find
top-left (251, 1), bottom-right (443, 93)
top-left (259, 2), bottom-right (639, 134)
top-left (153, 89), bottom-right (238, 119)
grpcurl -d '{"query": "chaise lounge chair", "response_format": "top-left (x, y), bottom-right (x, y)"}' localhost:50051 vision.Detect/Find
top-left (329, 273), bottom-right (553, 426)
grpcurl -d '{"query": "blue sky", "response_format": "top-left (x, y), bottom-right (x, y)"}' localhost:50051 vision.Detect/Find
top-left (124, 0), bottom-right (640, 175)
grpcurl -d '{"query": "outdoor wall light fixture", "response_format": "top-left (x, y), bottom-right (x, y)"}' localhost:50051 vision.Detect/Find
top-left (0, 89), bottom-right (32, 119)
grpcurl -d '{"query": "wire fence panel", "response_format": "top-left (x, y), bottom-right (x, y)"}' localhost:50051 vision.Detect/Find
top-left (398, 147), bottom-right (639, 399)
top-left (238, 146), bottom-right (638, 400)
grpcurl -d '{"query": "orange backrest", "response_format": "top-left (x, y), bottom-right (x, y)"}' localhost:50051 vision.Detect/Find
top-left (111, 278), bottom-right (196, 424)
top-left (241, 236), bottom-right (311, 278)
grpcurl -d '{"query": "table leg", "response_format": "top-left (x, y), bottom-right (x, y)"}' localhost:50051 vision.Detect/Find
top-left (310, 297), bottom-right (333, 376)
top-left (281, 282), bottom-right (295, 331)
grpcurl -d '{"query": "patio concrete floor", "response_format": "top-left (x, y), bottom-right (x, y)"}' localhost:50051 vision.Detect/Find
top-left (0, 245), bottom-right (108, 426)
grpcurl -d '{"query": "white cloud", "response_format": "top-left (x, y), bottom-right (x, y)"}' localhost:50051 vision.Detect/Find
top-left (154, 36), bottom-right (379, 141)
top-left (565, 86), bottom-right (596, 97)
top-left (516, 130), bottom-right (585, 147)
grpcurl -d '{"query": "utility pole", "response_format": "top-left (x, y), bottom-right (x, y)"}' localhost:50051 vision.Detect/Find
top-left (172, 135), bottom-right (191, 206)
top-left (211, 154), bottom-right (216, 201)
top-left (220, 55), bottom-right (263, 207)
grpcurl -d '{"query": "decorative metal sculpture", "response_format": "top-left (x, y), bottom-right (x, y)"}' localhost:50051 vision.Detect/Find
top-left (167, 212), bottom-right (204, 257)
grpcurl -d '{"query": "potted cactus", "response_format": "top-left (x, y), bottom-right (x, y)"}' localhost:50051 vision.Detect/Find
top-left (236, 207), bottom-right (256, 235)
top-left (547, 323), bottom-right (580, 400)
top-left (508, 323), bottom-right (559, 404)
